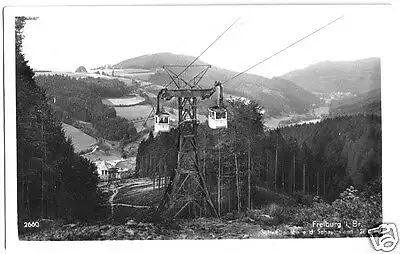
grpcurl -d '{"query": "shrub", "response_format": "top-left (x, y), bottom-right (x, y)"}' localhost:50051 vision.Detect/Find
top-left (267, 203), bottom-right (283, 217)
top-left (261, 203), bottom-right (295, 224)
top-left (291, 184), bottom-right (381, 237)
top-left (292, 199), bottom-right (336, 227)
top-left (332, 185), bottom-right (381, 231)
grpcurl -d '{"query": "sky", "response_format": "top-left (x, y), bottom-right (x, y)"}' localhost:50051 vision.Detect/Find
top-left (20, 5), bottom-right (387, 78)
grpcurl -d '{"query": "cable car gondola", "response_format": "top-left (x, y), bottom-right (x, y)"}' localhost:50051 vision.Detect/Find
top-left (208, 82), bottom-right (227, 129)
top-left (154, 111), bottom-right (170, 133)
top-left (154, 91), bottom-right (170, 133)
top-left (208, 106), bottom-right (227, 129)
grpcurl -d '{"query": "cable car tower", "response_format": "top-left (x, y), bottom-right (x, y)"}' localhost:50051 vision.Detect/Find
top-left (149, 15), bottom-right (343, 219)
top-left (156, 65), bottom-right (224, 218)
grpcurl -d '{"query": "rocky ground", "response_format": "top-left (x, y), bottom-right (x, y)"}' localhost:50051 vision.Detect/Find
top-left (20, 216), bottom-right (299, 240)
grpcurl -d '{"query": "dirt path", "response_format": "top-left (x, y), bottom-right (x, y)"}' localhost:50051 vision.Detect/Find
top-left (22, 180), bottom-right (300, 240)
top-left (112, 178), bottom-right (163, 206)
top-left (81, 145), bottom-right (99, 156)
top-left (108, 178), bottom-right (159, 207)
top-left (107, 180), bottom-right (147, 219)
top-left (108, 179), bottom-right (145, 204)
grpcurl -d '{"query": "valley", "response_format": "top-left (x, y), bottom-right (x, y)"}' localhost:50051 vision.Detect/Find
top-left (25, 57), bottom-right (383, 241)
top-left (46, 62), bottom-right (339, 181)
top-left (42, 54), bottom-right (381, 185)
top-left (263, 105), bottom-right (330, 129)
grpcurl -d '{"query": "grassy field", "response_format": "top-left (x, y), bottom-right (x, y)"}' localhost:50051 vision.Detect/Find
top-left (62, 123), bottom-right (97, 153)
top-left (115, 105), bottom-right (153, 120)
top-left (102, 96), bottom-right (145, 106)
top-left (112, 104), bottom-right (207, 132)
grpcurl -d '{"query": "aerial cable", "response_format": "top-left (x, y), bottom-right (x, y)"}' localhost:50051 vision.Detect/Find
top-left (141, 18), bottom-right (239, 125)
top-left (222, 15), bottom-right (344, 85)
top-left (165, 17), bottom-right (240, 89)
top-left (142, 103), bottom-right (155, 126)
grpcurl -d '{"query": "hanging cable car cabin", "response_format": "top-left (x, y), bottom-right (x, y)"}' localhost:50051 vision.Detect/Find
top-left (154, 91), bottom-right (170, 133)
top-left (208, 106), bottom-right (227, 129)
top-left (208, 82), bottom-right (228, 129)
top-left (154, 111), bottom-right (170, 133)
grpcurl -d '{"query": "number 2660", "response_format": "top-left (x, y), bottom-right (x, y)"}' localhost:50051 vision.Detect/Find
top-left (24, 221), bottom-right (39, 228)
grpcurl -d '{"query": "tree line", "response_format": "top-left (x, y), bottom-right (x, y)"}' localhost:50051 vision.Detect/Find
top-left (16, 17), bottom-right (101, 230)
top-left (135, 99), bottom-right (381, 214)
top-left (35, 74), bottom-right (138, 141)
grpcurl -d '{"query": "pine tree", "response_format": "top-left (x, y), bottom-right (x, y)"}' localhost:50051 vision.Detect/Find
top-left (16, 17), bottom-right (100, 226)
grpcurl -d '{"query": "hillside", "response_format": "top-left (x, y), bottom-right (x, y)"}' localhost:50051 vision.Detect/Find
top-left (329, 88), bottom-right (381, 116)
top-left (114, 53), bottom-right (322, 116)
top-left (62, 123), bottom-right (97, 153)
top-left (114, 53), bottom-right (208, 70)
top-left (35, 74), bottom-right (138, 141)
top-left (281, 57), bottom-right (381, 93)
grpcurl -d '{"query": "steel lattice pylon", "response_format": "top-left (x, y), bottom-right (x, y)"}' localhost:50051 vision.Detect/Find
top-left (157, 66), bottom-right (218, 218)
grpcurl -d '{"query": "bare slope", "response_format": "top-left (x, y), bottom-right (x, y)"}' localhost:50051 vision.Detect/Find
top-left (62, 123), bottom-right (97, 153)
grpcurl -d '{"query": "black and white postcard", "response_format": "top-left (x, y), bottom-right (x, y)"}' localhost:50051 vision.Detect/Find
top-left (2, 1), bottom-right (400, 254)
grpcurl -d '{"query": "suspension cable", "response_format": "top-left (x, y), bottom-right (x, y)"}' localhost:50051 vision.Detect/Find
top-left (141, 19), bottom-right (239, 125)
top-left (165, 18), bottom-right (240, 89)
top-left (222, 15), bottom-right (344, 85)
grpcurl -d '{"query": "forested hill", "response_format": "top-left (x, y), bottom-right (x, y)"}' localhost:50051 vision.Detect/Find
top-left (278, 114), bottom-right (381, 195)
top-left (35, 74), bottom-right (138, 141)
top-left (329, 88), bottom-right (381, 117)
top-left (281, 57), bottom-right (380, 93)
top-left (114, 53), bottom-right (322, 116)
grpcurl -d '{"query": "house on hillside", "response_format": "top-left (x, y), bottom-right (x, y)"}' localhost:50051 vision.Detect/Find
top-left (107, 167), bottom-right (122, 182)
top-left (94, 160), bottom-right (114, 181)
top-left (94, 159), bottom-right (133, 181)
